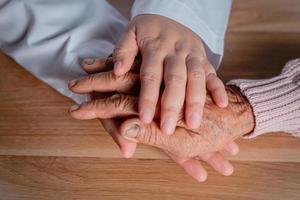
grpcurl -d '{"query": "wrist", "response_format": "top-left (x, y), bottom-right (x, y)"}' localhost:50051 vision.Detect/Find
top-left (226, 85), bottom-right (255, 138)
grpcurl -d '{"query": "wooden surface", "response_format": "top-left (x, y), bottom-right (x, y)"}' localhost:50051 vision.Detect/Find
top-left (0, 0), bottom-right (300, 199)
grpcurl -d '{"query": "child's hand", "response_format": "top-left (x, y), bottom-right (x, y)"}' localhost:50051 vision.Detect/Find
top-left (112, 14), bottom-right (228, 135)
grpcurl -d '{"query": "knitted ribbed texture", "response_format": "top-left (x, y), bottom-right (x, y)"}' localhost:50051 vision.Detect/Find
top-left (227, 59), bottom-right (300, 138)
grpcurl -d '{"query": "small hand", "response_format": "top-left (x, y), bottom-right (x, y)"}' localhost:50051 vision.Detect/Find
top-left (109, 14), bottom-right (228, 135)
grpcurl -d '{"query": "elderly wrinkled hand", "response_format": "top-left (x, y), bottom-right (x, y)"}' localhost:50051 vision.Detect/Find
top-left (68, 57), bottom-right (253, 182)
top-left (120, 86), bottom-right (254, 158)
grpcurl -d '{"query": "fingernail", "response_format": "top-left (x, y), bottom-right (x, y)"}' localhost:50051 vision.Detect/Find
top-left (223, 163), bottom-right (234, 176)
top-left (123, 123), bottom-right (140, 139)
top-left (196, 172), bottom-right (207, 182)
top-left (188, 112), bottom-right (200, 129)
top-left (69, 79), bottom-right (78, 88)
top-left (70, 104), bottom-right (80, 112)
top-left (114, 61), bottom-right (123, 74)
top-left (81, 58), bottom-right (95, 66)
top-left (141, 108), bottom-right (153, 124)
top-left (161, 118), bottom-right (175, 135)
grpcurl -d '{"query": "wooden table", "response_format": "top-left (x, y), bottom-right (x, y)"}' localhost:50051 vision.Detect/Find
top-left (0, 0), bottom-right (300, 199)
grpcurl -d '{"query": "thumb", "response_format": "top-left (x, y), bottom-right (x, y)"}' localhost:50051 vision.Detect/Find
top-left (113, 27), bottom-right (139, 76)
top-left (120, 118), bottom-right (197, 158)
top-left (120, 118), bottom-right (163, 146)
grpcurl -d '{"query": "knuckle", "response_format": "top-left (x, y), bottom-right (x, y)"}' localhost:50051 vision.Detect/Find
top-left (110, 94), bottom-right (133, 112)
top-left (141, 71), bottom-right (160, 85)
top-left (162, 105), bottom-right (180, 115)
top-left (120, 95), bottom-right (134, 111)
top-left (174, 41), bottom-right (184, 52)
top-left (87, 100), bottom-right (102, 117)
top-left (141, 37), bottom-right (161, 50)
top-left (199, 57), bottom-right (208, 67)
top-left (140, 98), bottom-right (157, 110)
top-left (86, 74), bottom-right (96, 86)
top-left (146, 49), bottom-right (165, 60)
top-left (119, 72), bottom-right (133, 83)
top-left (186, 101), bottom-right (204, 109)
top-left (90, 100), bottom-right (98, 109)
top-left (188, 68), bottom-right (205, 80)
top-left (174, 41), bottom-right (188, 55)
top-left (109, 94), bottom-right (124, 109)
top-left (142, 126), bottom-right (152, 144)
top-left (186, 58), bottom-right (197, 68)
top-left (142, 124), bottom-right (160, 145)
top-left (104, 71), bottom-right (114, 82)
top-left (165, 74), bottom-right (186, 84)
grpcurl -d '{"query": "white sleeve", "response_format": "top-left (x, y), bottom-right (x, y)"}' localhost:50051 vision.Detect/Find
top-left (131, 0), bottom-right (232, 69)
top-left (0, 0), bottom-right (128, 103)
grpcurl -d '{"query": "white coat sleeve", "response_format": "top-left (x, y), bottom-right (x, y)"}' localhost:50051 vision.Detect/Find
top-left (0, 0), bottom-right (128, 103)
top-left (131, 0), bottom-right (232, 69)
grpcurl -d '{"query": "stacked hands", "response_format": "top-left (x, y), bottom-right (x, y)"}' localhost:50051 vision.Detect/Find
top-left (68, 56), bottom-right (255, 182)
top-left (68, 14), bottom-right (255, 182)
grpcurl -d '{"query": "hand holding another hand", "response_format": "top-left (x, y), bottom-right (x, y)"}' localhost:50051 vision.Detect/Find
top-left (68, 57), bottom-right (255, 182)
top-left (111, 14), bottom-right (228, 135)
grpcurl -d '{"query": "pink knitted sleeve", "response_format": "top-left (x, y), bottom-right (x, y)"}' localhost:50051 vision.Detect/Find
top-left (227, 59), bottom-right (300, 138)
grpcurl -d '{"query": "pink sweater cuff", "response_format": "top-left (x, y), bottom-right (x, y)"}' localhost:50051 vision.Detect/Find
top-left (227, 59), bottom-right (300, 138)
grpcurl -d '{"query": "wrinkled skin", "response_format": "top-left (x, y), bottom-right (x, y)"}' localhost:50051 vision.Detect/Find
top-left (83, 14), bottom-right (229, 135)
top-left (69, 57), bottom-right (255, 182)
top-left (120, 86), bottom-right (254, 158)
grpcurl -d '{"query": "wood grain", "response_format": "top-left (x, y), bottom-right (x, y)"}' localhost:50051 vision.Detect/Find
top-left (0, 156), bottom-right (299, 200)
top-left (0, 0), bottom-right (300, 199)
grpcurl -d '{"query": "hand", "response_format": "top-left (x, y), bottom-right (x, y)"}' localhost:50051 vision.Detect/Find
top-left (108, 14), bottom-right (228, 135)
top-left (68, 58), bottom-right (250, 182)
top-left (74, 57), bottom-right (138, 158)
top-left (120, 86), bottom-right (254, 158)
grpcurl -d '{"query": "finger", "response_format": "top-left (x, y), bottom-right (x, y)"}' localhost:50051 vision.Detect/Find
top-left (199, 152), bottom-right (234, 176)
top-left (69, 71), bottom-right (139, 94)
top-left (100, 119), bottom-right (136, 158)
top-left (69, 94), bottom-right (138, 120)
top-left (206, 73), bottom-right (228, 108)
top-left (223, 141), bottom-right (239, 156)
top-left (166, 152), bottom-right (207, 182)
top-left (81, 56), bottom-right (141, 75)
top-left (113, 27), bottom-right (139, 76)
top-left (81, 57), bottom-right (114, 74)
top-left (138, 49), bottom-right (164, 124)
top-left (160, 55), bottom-right (187, 135)
top-left (185, 54), bottom-right (206, 129)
